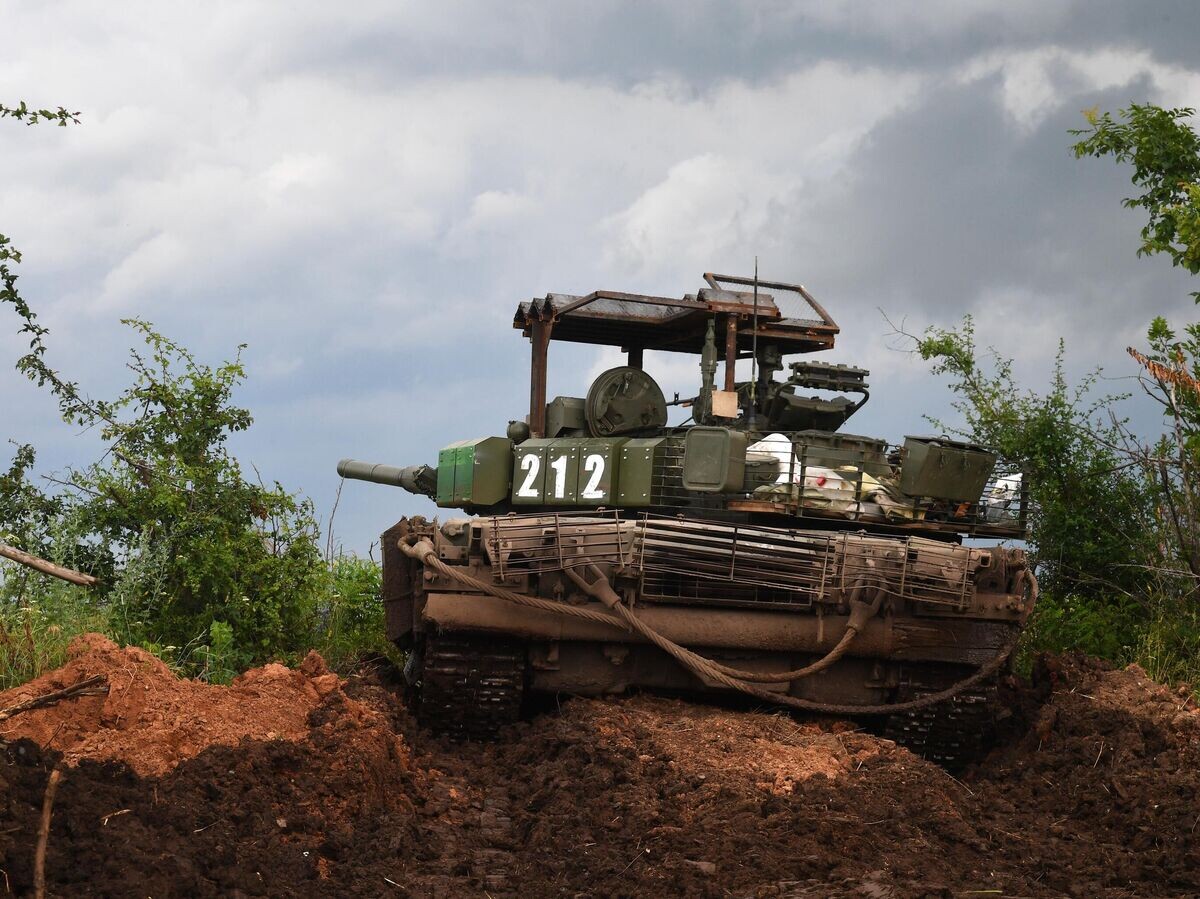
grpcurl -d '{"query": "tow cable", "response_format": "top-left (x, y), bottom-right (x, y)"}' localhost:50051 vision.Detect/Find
top-left (399, 538), bottom-right (1033, 718)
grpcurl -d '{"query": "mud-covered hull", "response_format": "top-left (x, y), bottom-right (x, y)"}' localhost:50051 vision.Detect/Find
top-left (383, 513), bottom-right (1034, 763)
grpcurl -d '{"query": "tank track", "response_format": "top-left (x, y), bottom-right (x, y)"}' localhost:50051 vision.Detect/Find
top-left (418, 632), bottom-right (526, 740)
top-left (883, 674), bottom-right (999, 770)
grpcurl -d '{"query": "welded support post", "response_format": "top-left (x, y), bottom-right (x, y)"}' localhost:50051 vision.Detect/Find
top-left (529, 318), bottom-right (553, 438)
top-left (626, 346), bottom-right (644, 369)
top-left (724, 314), bottom-right (738, 392)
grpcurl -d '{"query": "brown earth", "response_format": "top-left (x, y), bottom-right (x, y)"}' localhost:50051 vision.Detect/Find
top-left (0, 635), bottom-right (346, 776)
top-left (0, 636), bottom-right (1197, 897)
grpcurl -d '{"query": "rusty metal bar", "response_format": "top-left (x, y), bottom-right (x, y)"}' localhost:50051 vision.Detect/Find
top-left (724, 314), bottom-right (738, 392)
top-left (529, 318), bottom-right (552, 438)
top-left (553, 290), bottom-right (704, 317)
top-left (423, 592), bottom-right (1015, 664)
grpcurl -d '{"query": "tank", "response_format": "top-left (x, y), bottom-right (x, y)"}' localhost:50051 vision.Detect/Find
top-left (338, 272), bottom-right (1036, 766)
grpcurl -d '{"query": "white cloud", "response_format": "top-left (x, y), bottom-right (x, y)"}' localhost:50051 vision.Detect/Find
top-left (784, 0), bottom-right (1064, 45)
top-left (97, 232), bottom-right (188, 310)
top-left (959, 46), bottom-right (1200, 130)
top-left (603, 153), bottom-right (791, 273)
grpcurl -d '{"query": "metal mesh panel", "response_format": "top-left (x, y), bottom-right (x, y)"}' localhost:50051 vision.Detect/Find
top-left (483, 511), bottom-right (629, 579)
top-left (636, 518), bottom-right (827, 608)
top-left (480, 513), bottom-right (979, 611)
top-left (634, 518), bottom-right (974, 610)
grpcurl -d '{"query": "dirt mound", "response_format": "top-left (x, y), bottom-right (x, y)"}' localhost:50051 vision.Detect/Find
top-left (0, 695), bottom-right (417, 896)
top-left (0, 643), bottom-right (1197, 896)
top-left (340, 662), bottom-right (1200, 897)
top-left (0, 637), bottom-right (416, 897)
top-left (0, 634), bottom-right (344, 775)
top-left (965, 654), bottom-right (1200, 897)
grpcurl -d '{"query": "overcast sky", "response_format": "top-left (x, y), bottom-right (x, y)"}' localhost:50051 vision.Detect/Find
top-left (3, 1), bottom-right (1199, 552)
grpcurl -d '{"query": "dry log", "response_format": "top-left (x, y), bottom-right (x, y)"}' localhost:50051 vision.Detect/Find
top-left (0, 543), bottom-right (96, 587)
top-left (0, 675), bottom-right (109, 723)
top-left (33, 767), bottom-right (63, 899)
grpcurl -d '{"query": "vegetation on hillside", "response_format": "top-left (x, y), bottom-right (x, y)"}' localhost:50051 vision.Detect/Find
top-left (915, 104), bottom-right (1200, 683)
top-left (0, 104), bottom-right (392, 685)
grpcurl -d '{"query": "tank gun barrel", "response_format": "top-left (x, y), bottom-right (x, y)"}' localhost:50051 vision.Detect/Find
top-left (337, 459), bottom-right (437, 499)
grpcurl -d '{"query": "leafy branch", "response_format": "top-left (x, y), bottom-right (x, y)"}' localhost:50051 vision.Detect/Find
top-left (0, 101), bottom-right (80, 127)
top-left (1072, 104), bottom-right (1200, 301)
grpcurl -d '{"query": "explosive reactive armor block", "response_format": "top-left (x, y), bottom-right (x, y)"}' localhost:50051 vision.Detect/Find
top-left (435, 437), bottom-right (513, 508)
top-left (510, 437), bottom-right (629, 506)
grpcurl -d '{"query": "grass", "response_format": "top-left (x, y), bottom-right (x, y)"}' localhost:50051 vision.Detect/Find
top-left (0, 552), bottom-right (399, 691)
top-left (1017, 590), bottom-right (1200, 697)
top-left (2, 559), bottom-right (1196, 699)
top-left (309, 554), bottom-right (399, 674)
top-left (0, 574), bottom-right (111, 690)
top-left (1133, 605), bottom-right (1200, 691)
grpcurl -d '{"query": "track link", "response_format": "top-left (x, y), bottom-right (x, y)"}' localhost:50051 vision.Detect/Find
top-left (419, 632), bottom-right (525, 740)
top-left (883, 673), bottom-right (998, 769)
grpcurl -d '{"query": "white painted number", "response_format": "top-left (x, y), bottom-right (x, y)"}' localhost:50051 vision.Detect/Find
top-left (581, 454), bottom-right (606, 499)
top-left (549, 455), bottom-right (569, 498)
top-left (517, 453), bottom-right (541, 497)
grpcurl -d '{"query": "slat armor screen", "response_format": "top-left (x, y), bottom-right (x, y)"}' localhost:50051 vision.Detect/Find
top-left (481, 513), bottom-right (978, 612)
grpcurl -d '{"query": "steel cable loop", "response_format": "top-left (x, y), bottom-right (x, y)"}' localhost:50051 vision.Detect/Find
top-left (401, 538), bottom-right (1024, 717)
top-left (596, 587), bottom-right (1018, 716)
top-left (708, 623), bottom-right (859, 682)
top-left (400, 540), bottom-right (627, 629)
top-left (710, 570), bottom-right (887, 683)
top-left (564, 561), bottom-right (882, 685)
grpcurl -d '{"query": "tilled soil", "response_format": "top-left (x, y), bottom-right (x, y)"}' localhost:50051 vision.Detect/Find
top-left (0, 637), bottom-right (1197, 897)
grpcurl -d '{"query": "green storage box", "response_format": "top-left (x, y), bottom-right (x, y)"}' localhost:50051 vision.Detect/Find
top-left (899, 436), bottom-right (996, 502)
top-left (792, 430), bottom-right (891, 476)
top-left (743, 452), bottom-right (782, 491)
top-left (682, 427), bottom-right (747, 493)
top-left (545, 396), bottom-right (587, 437)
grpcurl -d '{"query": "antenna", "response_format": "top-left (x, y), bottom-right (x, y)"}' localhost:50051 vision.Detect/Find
top-left (750, 256), bottom-right (759, 409)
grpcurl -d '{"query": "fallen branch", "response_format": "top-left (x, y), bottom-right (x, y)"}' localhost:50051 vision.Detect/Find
top-left (0, 675), bottom-right (108, 723)
top-left (0, 543), bottom-right (96, 587)
top-left (33, 766), bottom-right (63, 899)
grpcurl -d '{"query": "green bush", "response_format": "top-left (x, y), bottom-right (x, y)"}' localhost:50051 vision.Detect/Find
top-left (196, 620), bottom-right (237, 685)
top-left (916, 318), bottom-right (1158, 605)
top-left (1023, 593), bottom-right (1146, 662)
top-left (312, 554), bottom-right (393, 672)
top-left (0, 316), bottom-right (331, 673)
top-left (0, 102), bottom-right (395, 687)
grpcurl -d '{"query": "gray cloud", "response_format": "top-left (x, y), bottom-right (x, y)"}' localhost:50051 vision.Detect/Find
top-left (1, 2), bottom-right (1198, 551)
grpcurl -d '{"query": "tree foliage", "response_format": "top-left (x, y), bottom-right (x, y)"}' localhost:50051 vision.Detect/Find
top-left (0, 101), bottom-right (79, 127)
top-left (1072, 104), bottom-right (1200, 299)
top-left (1122, 318), bottom-right (1200, 595)
top-left (911, 104), bottom-right (1200, 671)
top-left (916, 319), bottom-right (1155, 607)
top-left (1, 310), bottom-right (329, 664)
top-left (0, 443), bottom-right (63, 557)
top-left (1073, 105), bottom-right (1200, 597)
top-left (0, 100), bottom-right (328, 669)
